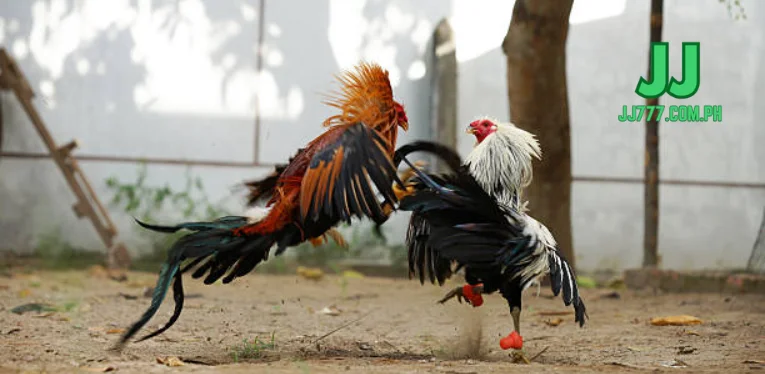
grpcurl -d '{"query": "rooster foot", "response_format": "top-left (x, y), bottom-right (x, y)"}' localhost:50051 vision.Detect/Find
top-left (437, 284), bottom-right (484, 307)
top-left (399, 160), bottom-right (428, 183)
top-left (392, 183), bottom-right (416, 200)
top-left (392, 160), bottom-right (427, 200)
top-left (308, 229), bottom-right (347, 248)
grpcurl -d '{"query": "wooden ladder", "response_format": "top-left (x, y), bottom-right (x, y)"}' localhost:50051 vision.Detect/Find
top-left (0, 48), bottom-right (130, 269)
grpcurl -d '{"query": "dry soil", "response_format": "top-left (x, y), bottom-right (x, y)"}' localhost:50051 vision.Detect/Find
top-left (1, 268), bottom-right (764, 373)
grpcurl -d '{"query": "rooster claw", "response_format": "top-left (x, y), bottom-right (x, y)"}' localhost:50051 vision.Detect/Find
top-left (437, 284), bottom-right (483, 307)
top-left (437, 287), bottom-right (467, 305)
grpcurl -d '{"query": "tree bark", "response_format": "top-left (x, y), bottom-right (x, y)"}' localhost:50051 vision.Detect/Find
top-left (431, 19), bottom-right (458, 173)
top-left (643, 0), bottom-right (664, 268)
top-left (502, 0), bottom-right (575, 268)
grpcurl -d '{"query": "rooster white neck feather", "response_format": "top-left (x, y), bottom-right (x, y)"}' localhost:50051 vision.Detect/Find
top-left (464, 119), bottom-right (541, 209)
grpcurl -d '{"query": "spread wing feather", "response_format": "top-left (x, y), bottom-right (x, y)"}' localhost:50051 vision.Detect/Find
top-left (300, 122), bottom-right (402, 225)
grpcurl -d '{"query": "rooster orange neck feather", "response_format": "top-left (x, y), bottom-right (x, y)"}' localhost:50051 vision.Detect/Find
top-left (322, 62), bottom-right (402, 154)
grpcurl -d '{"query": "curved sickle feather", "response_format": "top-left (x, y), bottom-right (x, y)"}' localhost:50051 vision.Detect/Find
top-left (299, 122), bottom-right (403, 225)
top-left (134, 271), bottom-right (185, 343)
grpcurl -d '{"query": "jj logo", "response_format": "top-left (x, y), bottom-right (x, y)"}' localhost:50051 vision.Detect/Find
top-left (635, 42), bottom-right (700, 99)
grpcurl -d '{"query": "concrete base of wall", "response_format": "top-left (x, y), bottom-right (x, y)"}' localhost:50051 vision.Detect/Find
top-left (624, 268), bottom-right (765, 294)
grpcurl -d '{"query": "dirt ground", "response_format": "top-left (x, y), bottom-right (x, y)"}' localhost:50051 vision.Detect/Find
top-left (1, 268), bottom-right (764, 373)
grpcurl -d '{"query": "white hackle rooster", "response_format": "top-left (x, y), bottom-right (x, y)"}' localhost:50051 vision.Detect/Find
top-left (393, 117), bottom-right (587, 362)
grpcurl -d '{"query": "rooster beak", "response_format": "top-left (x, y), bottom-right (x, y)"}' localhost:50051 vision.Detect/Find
top-left (465, 125), bottom-right (476, 134)
top-left (401, 121), bottom-right (409, 131)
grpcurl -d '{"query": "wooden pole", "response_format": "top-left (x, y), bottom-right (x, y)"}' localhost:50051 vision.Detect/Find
top-left (0, 48), bottom-right (131, 269)
top-left (643, 0), bottom-right (664, 268)
top-left (431, 18), bottom-right (458, 172)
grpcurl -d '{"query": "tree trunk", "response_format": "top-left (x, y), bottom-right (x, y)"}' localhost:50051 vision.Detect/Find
top-left (431, 19), bottom-right (458, 173)
top-left (502, 0), bottom-right (575, 268)
top-left (643, 0), bottom-right (664, 268)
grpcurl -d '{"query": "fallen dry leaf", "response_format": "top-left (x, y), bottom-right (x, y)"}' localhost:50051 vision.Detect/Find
top-left (296, 266), bottom-right (324, 281)
top-left (607, 362), bottom-right (647, 370)
top-left (342, 270), bottom-right (365, 279)
top-left (106, 328), bottom-right (126, 335)
top-left (660, 359), bottom-right (689, 368)
top-left (126, 281), bottom-right (153, 289)
top-left (10, 303), bottom-right (56, 314)
top-left (544, 318), bottom-right (564, 327)
top-left (107, 270), bottom-right (128, 282)
top-left (88, 265), bottom-right (108, 278)
top-left (744, 360), bottom-right (765, 365)
top-left (537, 310), bottom-right (573, 317)
top-left (599, 291), bottom-right (621, 299)
top-left (83, 366), bottom-right (117, 372)
top-left (318, 305), bottom-right (341, 316)
top-left (677, 346), bottom-right (697, 355)
top-left (17, 289), bottom-right (32, 298)
top-left (117, 292), bottom-right (138, 300)
top-left (157, 356), bottom-right (185, 367)
top-left (650, 315), bottom-right (703, 326)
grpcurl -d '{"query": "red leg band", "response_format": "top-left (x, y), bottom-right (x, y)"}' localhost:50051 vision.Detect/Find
top-left (499, 331), bottom-right (523, 350)
top-left (461, 284), bottom-right (484, 307)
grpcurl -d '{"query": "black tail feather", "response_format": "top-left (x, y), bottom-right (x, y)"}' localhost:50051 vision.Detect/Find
top-left (547, 251), bottom-right (588, 327)
top-left (116, 216), bottom-right (281, 349)
top-left (134, 218), bottom-right (182, 233)
top-left (134, 270), bottom-right (185, 343)
top-left (393, 141), bottom-right (463, 174)
top-left (179, 256), bottom-right (207, 274)
top-left (115, 260), bottom-right (181, 350)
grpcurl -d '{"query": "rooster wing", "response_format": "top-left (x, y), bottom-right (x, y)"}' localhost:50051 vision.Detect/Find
top-left (299, 122), bottom-right (402, 225)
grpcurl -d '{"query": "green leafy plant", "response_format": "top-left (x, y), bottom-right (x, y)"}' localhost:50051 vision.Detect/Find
top-left (104, 164), bottom-right (232, 270)
top-left (230, 333), bottom-right (277, 361)
top-left (105, 164), bottom-right (229, 222)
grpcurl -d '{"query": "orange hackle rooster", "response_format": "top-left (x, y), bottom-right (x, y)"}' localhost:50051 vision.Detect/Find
top-left (116, 62), bottom-right (410, 350)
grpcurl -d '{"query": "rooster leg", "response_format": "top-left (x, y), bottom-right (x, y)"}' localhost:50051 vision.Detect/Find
top-left (505, 306), bottom-right (530, 364)
top-left (307, 229), bottom-right (347, 249)
top-left (511, 306), bottom-right (522, 334)
top-left (308, 236), bottom-right (325, 247)
top-left (500, 284), bottom-right (529, 363)
top-left (325, 228), bottom-right (348, 248)
top-left (437, 284), bottom-right (484, 307)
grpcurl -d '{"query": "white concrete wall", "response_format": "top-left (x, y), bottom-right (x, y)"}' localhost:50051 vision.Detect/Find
top-left (0, 0), bottom-right (763, 271)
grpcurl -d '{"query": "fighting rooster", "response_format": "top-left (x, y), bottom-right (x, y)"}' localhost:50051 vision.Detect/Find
top-left (393, 119), bottom-right (587, 361)
top-left (116, 62), bottom-right (409, 349)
